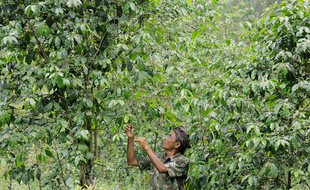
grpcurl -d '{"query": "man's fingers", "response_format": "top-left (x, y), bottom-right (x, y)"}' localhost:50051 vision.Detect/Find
top-left (134, 137), bottom-right (142, 141)
top-left (134, 137), bottom-right (145, 141)
top-left (127, 126), bottom-right (134, 130)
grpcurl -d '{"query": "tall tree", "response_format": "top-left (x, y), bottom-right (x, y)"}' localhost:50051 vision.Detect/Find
top-left (0, 0), bottom-right (151, 188)
top-left (182, 0), bottom-right (310, 189)
top-left (0, 0), bottom-right (220, 188)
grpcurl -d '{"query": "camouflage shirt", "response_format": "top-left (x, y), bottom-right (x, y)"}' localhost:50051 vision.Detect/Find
top-left (137, 153), bottom-right (189, 190)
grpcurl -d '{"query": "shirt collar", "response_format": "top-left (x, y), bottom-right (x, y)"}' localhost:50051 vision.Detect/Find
top-left (163, 152), bottom-right (182, 161)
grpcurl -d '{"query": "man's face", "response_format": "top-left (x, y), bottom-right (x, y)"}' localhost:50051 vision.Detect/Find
top-left (162, 131), bottom-right (179, 150)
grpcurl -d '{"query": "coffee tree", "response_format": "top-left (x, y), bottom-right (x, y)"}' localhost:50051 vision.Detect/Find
top-left (0, 0), bottom-right (153, 188)
top-left (0, 0), bottom-right (221, 189)
top-left (3, 0), bottom-right (310, 189)
top-left (182, 1), bottom-right (310, 189)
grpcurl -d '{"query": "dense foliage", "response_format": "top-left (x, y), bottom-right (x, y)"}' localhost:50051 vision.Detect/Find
top-left (1, 0), bottom-right (310, 189)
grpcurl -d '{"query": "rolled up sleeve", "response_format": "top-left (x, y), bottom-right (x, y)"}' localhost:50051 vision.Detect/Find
top-left (165, 159), bottom-right (189, 178)
top-left (137, 156), bottom-right (151, 170)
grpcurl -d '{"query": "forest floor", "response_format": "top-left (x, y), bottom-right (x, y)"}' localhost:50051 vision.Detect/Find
top-left (0, 163), bottom-right (149, 190)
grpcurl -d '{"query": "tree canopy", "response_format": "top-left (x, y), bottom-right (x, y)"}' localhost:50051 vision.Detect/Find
top-left (1, 0), bottom-right (310, 189)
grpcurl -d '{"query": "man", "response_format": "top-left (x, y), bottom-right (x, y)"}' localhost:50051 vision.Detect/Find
top-left (125, 124), bottom-right (191, 190)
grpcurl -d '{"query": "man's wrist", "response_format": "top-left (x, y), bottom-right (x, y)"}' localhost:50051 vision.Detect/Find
top-left (144, 146), bottom-right (151, 152)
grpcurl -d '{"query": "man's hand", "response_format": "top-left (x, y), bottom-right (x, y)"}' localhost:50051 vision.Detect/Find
top-left (125, 124), bottom-right (134, 138)
top-left (134, 137), bottom-right (150, 150)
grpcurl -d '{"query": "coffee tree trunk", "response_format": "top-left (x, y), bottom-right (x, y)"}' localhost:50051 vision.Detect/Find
top-left (79, 116), bottom-right (94, 187)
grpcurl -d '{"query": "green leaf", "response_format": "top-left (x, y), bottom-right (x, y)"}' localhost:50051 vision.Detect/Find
top-left (190, 153), bottom-right (197, 163)
top-left (283, 106), bottom-right (289, 117)
top-left (93, 88), bottom-right (99, 96)
top-left (83, 65), bottom-right (88, 75)
top-left (124, 115), bottom-right (129, 123)
top-left (260, 167), bottom-right (266, 176)
top-left (283, 65), bottom-right (288, 76)
top-left (129, 2), bottom-right (136, 11)
top-left (57, 51), bottom-right (62, 60)
top-left (80, 130), bottom-right (89, 140)
top-left (166, 66), bottom-right (174, 75)
top-left (298, 11), bottom-right (304, 19)
top-left (150, 99), bottom-right (155, 107)
top-left (29, 98), bottom-right (36, 107)
top-left (192, 31), bottom-right (198, 39)
top-left (45, 150), bottom-right (53, 157)
top-left (55, 7), bottom-right (64, 15)
top-left (103, 115), bottom-right (112, 123)
top-left (68, 0), bottom-right (82, 7)
top-left (37, 23), bottom-right (45, 37)
top-left (31, 5), bottom-right (40, 17)
top-left (25, 6), bottom-right (31, 16)
top-left (60, 119), bottom-right (69, 129)
top-left (123, 2), bottom-right (130, 13)
top-left (36, 169), bottom-right (41, 180)
top-left (59, 132), bottom-right (67, 143)
top-left (291, 137), bottom-right (298, 149)
top-left (74, 34), bottom-right (82, 44)
top-left (74, 156), bottom-right (80, 166)
top-left (38, 117), bottom-right (45, 126)
top-left (75, 57), bottom-right (81, 66)
top-left (246, 125), bottom-right (254, 134)
top-left (292, 84), bottom-right (299, 92)
top-left (86, 152), bottom-right (94, 160)
top-left (80, 24), bottom-right (87, 35)
top-left (66, 177), bottom-right (73, 187)
top-left (54, 102), bottom-right (61, 111)
top-left (270, 163), bottom-right (278, 177)
top-left (63, 78), bottom-right (70, 86)
top-left (86, 99), bottom-right (93, 108)
top-left (274, 102), bottom-right (282, 115)
top-left (124, 87), bottom-right (131, 100)
top-left (254, 126), bottom-right (261, 136)
top-left (225, 39), bottom-right (231, 46)
top-left (16, 158), bottom-right (23, 167)
top-left (56, 75), bottom-right (64, 88)
top-left (1, 158), bottom-right (7, 167)
top-left (229, 161), bottom-right (237, 173)
top-left (9, 135), bottom-right (17, 148)
top-left (55, 37), bottom-right (61, 49)
top-left (214, 139), bottom-right (222, 151)
top-left (46, 102), bottom-right (53, 112)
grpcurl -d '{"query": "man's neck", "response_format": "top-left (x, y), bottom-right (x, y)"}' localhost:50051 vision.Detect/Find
top-left (166, 149), bottom-right (179, 159)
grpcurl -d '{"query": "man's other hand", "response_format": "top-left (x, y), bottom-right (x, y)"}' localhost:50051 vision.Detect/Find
top-left (134, 137), bottom-right (150, 150)
top-left (125, 124), bottom-right (134, 138)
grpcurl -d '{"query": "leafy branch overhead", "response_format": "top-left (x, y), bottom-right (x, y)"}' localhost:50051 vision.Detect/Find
top-left (1, 0), bottom-right (310, 189)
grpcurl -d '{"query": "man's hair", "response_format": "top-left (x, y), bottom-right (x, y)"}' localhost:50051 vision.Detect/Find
top-left (174, 125), bottom-right (191, 155)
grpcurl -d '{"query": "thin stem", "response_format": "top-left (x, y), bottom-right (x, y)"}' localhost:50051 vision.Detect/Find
top-left (200, 106), bottom-right (205, 146)
top-left (9, 161), bottom-right (13, 190)
top-left (56, 151), bottom-right (68, 190)
top-left (287, 171), bottom-right (291, 189)
top-left (95, 124), bottom-right (98, 160)
top-left (31, 26), bottom-right (48, 63)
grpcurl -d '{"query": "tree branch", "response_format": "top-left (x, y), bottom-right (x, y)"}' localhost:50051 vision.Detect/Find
top-left (200, 106), bottom-right (205, 146)
top-left (56, 151), bottom-right (68, 190)
top-left (31, 26), bottom-right (48, 63)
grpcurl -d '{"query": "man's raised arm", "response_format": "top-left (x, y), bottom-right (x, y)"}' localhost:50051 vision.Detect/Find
top-left (125, 124), bottom-right (138, 166)
top-left (134, 137), bottom-right (167, 173)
